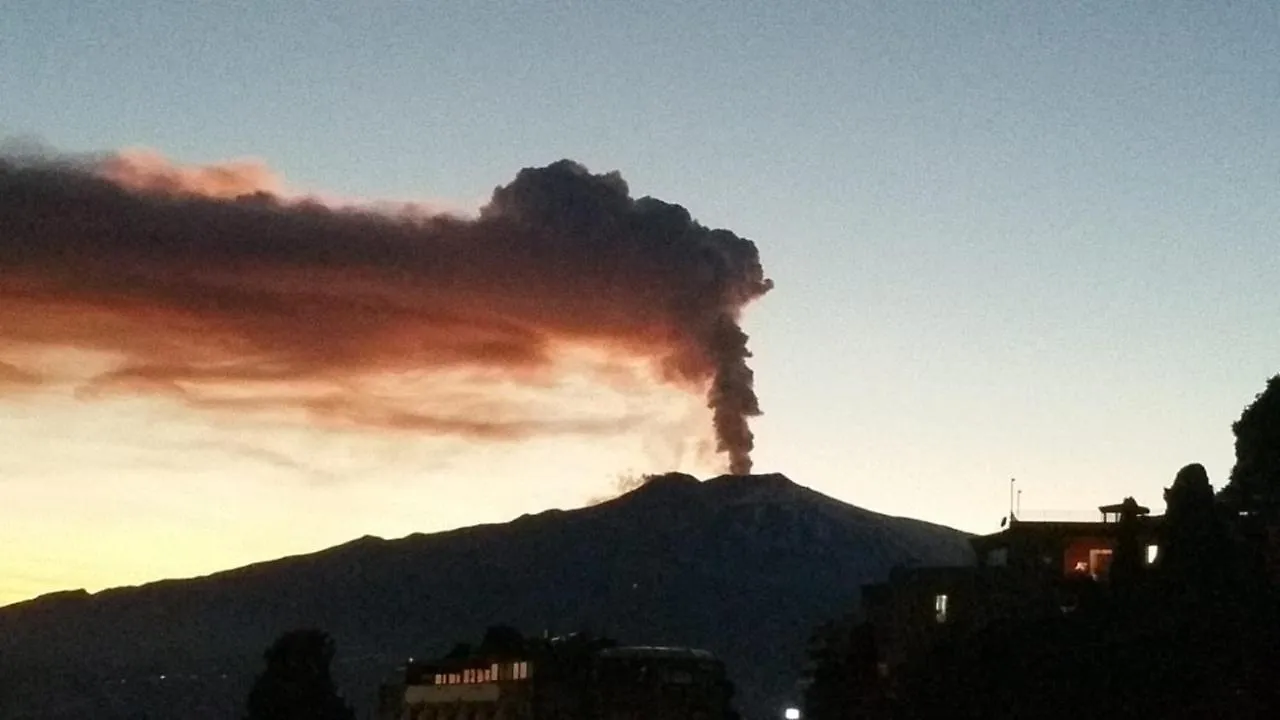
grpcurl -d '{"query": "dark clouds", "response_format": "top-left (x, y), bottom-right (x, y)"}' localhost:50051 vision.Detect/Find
top-left (0, 151), bottom-right (772, 471)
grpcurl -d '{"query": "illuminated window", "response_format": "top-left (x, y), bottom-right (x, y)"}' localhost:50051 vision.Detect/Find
top-left (934, 594), bottom-right (949, 623)
top-left (491, 663), bottom-right (500, 680)
top-left (1088, 548), bottom-right (1113, 578)
top-left (1146, 544), bottom-right (1159, 564)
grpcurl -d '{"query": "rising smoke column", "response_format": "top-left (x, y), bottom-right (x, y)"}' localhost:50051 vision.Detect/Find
top-left (0, 150), bottom-right (772, 472)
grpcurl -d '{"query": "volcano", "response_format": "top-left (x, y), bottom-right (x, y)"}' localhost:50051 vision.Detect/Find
top-left (0, 474), bottom-right (973, 719)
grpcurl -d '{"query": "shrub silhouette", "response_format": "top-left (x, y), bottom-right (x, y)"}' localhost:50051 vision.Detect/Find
top-left (244, 629), bottom-right (354, 720)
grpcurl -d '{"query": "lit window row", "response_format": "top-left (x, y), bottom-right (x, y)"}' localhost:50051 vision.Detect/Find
top-left (432, 662), bottom-right (531, 685)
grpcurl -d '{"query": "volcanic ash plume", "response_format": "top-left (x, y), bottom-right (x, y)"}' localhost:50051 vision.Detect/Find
top-left (0, 150), bottom-right (772, 471)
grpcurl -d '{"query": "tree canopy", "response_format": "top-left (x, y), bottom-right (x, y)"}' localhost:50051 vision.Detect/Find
top-left (1224, 374), bottom-right (1280, 513)
top-left (244, 629), bottom-right (354, 720)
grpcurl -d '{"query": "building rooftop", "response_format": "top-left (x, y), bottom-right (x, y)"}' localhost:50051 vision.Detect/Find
top-left (596, 646), bottom-right (717, 661)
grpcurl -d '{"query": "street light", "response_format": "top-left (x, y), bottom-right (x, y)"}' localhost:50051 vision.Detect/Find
top-left (784, 708), bottom-right (801, 720)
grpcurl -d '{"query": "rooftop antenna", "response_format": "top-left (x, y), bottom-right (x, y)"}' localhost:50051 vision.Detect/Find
top-left (1009, 477), bottom-right (1016, 520)
top-left (1017, 488), bottom-right (1022, 516)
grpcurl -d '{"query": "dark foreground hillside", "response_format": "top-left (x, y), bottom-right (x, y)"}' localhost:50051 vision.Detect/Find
top-left (0, 473), bottom-right (972, 719)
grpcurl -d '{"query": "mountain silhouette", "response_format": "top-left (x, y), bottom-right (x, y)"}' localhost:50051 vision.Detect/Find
top-left (0, 473), bottom-right (973, 719)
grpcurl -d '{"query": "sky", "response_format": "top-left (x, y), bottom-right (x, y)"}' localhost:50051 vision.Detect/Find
top-left (1, 0), bottom-right (1278, 606)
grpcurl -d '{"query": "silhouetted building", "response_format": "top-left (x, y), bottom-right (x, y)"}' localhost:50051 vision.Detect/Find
top-left (861, 498), bottom-right (1163, 684)
top-left (973, 499), bottom-right (1160, 580)
top-left (379, 643), bottom-right (733, 720)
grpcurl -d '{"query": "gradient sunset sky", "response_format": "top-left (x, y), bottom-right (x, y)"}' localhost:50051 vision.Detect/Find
top-left (2, 1), bottom-right (1278, 606)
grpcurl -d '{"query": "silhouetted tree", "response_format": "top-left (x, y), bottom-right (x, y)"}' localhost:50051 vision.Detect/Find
top-left (1110, 496), bottom-right (1146, 589)
top-left (244, 629), bottom-right (354, 720)
top-left (1160, 464), bottom-right (1235, 599)
top-left (444, 641), bottom-right (473, 659)
top-left (1222, 374), bottom-right (1280, 516)
top-left (477, 625), bottom-right (526, 657)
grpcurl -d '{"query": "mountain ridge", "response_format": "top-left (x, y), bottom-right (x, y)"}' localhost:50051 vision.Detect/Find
top-left (5, 473), bottom-right (963, 610)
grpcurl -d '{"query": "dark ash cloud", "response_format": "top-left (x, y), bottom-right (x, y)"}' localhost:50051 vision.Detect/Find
top-left (0, 150), bottom-right (772, 471)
